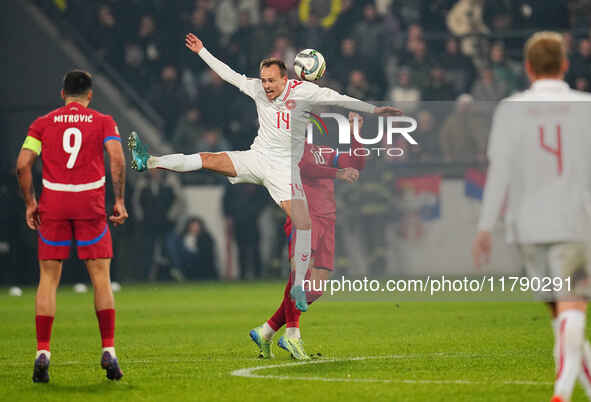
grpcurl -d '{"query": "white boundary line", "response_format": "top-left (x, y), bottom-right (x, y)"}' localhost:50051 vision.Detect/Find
top-left (230, 354), bottom-right (553, 386)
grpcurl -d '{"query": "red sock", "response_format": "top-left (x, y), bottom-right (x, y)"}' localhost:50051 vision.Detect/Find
top-left (268, 278), bottom-right (292, 331)
top-left (284, 272), bottom-right (301, 328)
top-left (96, 309), bottom-right (115, 348)
top-left (36, 315), bottom-right (54, 351)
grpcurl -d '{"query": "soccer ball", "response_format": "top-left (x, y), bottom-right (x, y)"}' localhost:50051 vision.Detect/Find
top-left (294, 49), bottom-right (326, 81)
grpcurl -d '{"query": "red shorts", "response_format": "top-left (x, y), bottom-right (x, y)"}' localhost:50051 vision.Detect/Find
top-left (284, 216), bottom-right (335, 271)
top-left (38, 216), bottom-right (113, 260)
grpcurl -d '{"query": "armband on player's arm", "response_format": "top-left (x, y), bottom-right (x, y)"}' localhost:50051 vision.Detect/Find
top-left (22, 136), bottom-right (42, 155)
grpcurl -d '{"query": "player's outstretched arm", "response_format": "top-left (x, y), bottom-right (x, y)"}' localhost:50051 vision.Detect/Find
top-left (185, 33), bottom-right (247, 89)
top-left (16, 149), bottom-right (40, 230)
top-left (105, 140), bottom-right (128, 226)
top-left (309, 85), bottom-right (401, 115)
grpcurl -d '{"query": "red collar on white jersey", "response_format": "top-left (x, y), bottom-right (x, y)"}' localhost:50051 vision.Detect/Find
top-left (275, 80), bottom-right (290, 102)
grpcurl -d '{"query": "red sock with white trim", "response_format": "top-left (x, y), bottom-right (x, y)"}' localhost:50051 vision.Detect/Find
top-left (36, 315), bottom-right (54, 358)
top-left (554, 310), bottom-right (585, 400)
top-left (96, 309), bottom-right (116, 356)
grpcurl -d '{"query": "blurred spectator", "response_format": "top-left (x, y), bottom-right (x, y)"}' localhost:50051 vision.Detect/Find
top-left (471, 68), bottom-right (508, 101)
top-left (563, 32), bottom-right (574, 56)
top-left (187, 6), bottom-right (220, 52)
top-left (199, 70), bottom-right (234, 129)
top-left (227, 10), bottom-right (257, 75)
top-left (132, 170), bottom-right (185, 281)
top-left (167, 217), bottom-right (217, 280)
top-left (353, 3), bottom-right (384, 60)
top-left (122, 43), bottom-right (151, 94)
top-left (136, 15), bottom-right (165, 78)
top-left (148, 65), bottom-right (188, 136)
top-left (489, 41), bottom-right (520, 93)
top-left (405, 39), bottom-right (433, 91)
top-left (422, 66), bottom-right (456, 100)
top-left (388, 68), bottom-right (421, 113)
top-left (568, 39), bottom-right (591, 88)
top-left (196, 127), bottom-right (231, 153)
top-left (332, 38), bottom-right (365, 87)
top-left (446, 0), bottom-right (489, 56)
top-left (394, 0), bottom-right (422, 28)
top-left (226, 94), bottom-right (259, 150)
top-left (439, 94), bottom-right (487, 162)
top-left (407, 23), bottom-right (424, 44)
top-left (347, 70), bottom-right (379, 100)
top-left (253, 8), bottom-right (280, 62)
top-left (441, 37), bottom-right (476, 95)
top-left (223, 184), bottom-right (269, 279)
top-left (413, 110), bottom-right (440, 161)
top-left (269, 35), bottom-right (297, 73)
top-left (331, 0), bottom-right (363, 43)
top-left (215, 0), bottom-right (239, 37)
top-left (298, 13), bottom-right (329, 50)
top-left (570, 0), bottom-right (591, 29)
top-left (173, 107), bottom-right (205, 153)
top-left (420, 0), bottom-right (451, 31)
top-left (89, 5), bottom-right (121, 65)
top-left (483, 0), bottom-right (515, 32)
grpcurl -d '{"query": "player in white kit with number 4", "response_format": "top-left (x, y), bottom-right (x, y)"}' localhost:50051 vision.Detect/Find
top-left (129, 33), bottom-right (400, 312)
top-left (473, 32), bottom-right (591, 402)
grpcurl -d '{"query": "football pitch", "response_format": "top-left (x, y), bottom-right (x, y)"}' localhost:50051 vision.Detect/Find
top-left (1, 282), bottom-right (587, 401)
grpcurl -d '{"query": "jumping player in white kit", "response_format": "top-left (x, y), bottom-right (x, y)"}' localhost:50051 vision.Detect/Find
top-left (473, 32), bottom-right (591, 402)
top-left (129, 33), bottom-right (400, 312)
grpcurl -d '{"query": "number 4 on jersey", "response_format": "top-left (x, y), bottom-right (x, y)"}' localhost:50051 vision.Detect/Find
top-left (539, 125), bottom-right (562, 175)
top-left (63, 127), bottom-right (82, 169)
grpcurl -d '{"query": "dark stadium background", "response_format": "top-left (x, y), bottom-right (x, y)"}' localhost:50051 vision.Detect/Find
top-left (1, 0), bottom-right (590, 285)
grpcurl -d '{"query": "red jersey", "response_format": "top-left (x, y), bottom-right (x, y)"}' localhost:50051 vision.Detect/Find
top-left (26, 102), bottom-right (121, 219)
top-left (298, 140), bottom-right (366, 220)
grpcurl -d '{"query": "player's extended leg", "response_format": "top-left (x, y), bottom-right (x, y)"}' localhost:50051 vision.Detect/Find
top-left (128, 131), bottom-right (237, 176)
top-left (552, 301), bottom-right (587, 402)
top-left (86, 258), bottom-right (123, 381)
top-left (280, 199), bottom-right (312, 312)
top-left (33, 259), bottom-right (63, 383)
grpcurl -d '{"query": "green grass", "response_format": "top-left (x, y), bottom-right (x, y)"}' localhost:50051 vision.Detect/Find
top-left (0, 282), bottom-right (587, 401)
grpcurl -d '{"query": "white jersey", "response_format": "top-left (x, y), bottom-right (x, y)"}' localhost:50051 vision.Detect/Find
top-left (198, 48), bottom-right (375, 165)
top-left (478, 79), bottom-right (591, 244)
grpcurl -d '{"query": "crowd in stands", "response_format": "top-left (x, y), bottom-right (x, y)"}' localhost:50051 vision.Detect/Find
top-left (22, 0), bottom-right (590, 284)
top-left (45, 0), bottom-right (591, 164)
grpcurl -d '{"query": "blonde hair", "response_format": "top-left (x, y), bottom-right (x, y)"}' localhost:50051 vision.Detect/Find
top-left (524, 31), bottom-right (566, 76)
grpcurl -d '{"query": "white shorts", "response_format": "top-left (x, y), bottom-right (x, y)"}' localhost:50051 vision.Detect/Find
top-left (520, 242), bottom-right (591, 300)
top-left (225, 150), bottom-right (306, 205)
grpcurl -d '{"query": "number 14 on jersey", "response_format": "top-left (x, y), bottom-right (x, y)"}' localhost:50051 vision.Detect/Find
top-left (276, 111), bottom-right (290, 130)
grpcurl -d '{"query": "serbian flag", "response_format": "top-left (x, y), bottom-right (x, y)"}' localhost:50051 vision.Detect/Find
top-left (465, 168), bottom-right (486, 200)
top-left (397, 175), bottom-right (441, 221)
